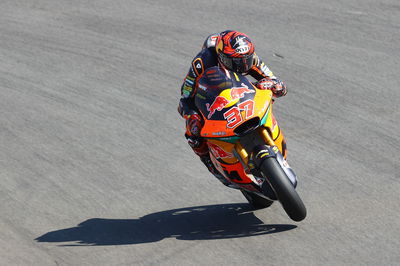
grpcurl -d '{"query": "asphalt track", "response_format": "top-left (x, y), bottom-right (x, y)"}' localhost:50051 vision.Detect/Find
top-left (1, 1), bottom-right (399, 265)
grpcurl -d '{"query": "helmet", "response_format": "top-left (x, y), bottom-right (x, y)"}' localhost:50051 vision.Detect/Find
top-left (215, 30), bottom-right (255, 73)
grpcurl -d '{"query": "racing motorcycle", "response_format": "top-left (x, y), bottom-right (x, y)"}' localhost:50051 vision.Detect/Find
top-left (194, 66), bottom-right (306, 222)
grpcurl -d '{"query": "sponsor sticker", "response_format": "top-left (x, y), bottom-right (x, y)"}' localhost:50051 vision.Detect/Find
top-left (212, 131), bottom-right (227, 136)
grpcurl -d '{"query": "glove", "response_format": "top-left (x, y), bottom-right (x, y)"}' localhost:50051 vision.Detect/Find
top-left (186, 113), bottom-right (203, 137)
top-left (256, 78), bottom-right (287, 97)
top-left (271, 78), bottom-right (287, 97)
top-left (185, 113), bottom-right (208, 156)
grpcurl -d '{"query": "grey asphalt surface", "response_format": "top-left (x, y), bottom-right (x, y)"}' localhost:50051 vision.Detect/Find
top-left (1, 0), bottom-right (399, 265)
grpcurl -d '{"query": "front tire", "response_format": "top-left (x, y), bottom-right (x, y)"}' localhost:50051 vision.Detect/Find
top-left (259, 158), bottom-right (307, 221)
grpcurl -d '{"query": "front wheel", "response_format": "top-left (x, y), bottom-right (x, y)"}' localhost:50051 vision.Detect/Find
top-left (241, 190), bottom-right (273, 209)
top-left (259, 158), bottom-right (307, 221)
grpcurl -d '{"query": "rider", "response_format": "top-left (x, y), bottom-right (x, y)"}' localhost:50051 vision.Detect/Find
top-left (178, 30), bottom-right (287, 186)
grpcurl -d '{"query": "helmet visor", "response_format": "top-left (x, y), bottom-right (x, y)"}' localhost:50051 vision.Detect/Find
top-left (219, 53), bottom-right (254, 73)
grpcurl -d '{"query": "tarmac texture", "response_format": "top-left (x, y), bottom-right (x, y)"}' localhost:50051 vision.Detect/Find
top-left (1, 0), bottom-right (399, 265)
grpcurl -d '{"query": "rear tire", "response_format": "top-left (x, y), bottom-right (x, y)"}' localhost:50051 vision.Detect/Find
top-left (259, 158), bottom-right (307, 221)
top-left (241, 190), bottom-right (273, 209)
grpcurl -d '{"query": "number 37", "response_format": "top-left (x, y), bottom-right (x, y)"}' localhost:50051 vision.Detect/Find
top-left (223, 100), bottom-right (254, 128)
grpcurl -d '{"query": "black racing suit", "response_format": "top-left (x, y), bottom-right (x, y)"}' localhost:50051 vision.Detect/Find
top-left (178, 33), bottom-right (280, 119)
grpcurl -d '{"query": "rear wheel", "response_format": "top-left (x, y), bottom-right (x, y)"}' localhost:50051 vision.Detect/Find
top-left (241, 190), bottom-right (273, 209)
top-left (259, 158), bottom-right (306, 221)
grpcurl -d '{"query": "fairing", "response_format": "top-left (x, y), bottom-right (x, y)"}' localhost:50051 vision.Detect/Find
top-left (194, 66), bottom-right (288, 191)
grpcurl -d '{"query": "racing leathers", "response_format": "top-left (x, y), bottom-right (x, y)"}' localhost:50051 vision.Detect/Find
top-left (178, 33), bottom-right (287, 186)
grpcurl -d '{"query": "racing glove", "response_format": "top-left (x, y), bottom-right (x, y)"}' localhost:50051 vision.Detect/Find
top-left (185, 113), bottom-right (208, 156)
top-left (186, 113), bottom-right (203, 137)
top-left (256, 78), bottom-right (287, 97)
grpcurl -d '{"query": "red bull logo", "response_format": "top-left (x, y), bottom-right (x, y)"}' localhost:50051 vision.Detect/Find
top-left (208, 142), bottom-right (233, 159)
top-left (206, 83), bottom-right (253, 119)
top-left (206, 96), bottom-right (230, 119)
top-left (230, 84), bottom-right (253, 99)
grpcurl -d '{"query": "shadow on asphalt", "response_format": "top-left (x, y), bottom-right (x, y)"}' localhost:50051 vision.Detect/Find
top-left (36, 203), bottom-right (296, 246)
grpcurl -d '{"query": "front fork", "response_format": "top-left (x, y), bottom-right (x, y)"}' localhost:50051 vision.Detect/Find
top-left (234, 127), bottom-right (298, 188)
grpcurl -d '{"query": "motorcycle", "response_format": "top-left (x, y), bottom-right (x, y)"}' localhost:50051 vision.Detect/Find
top-left (194, 66), bottom-right (306, 222)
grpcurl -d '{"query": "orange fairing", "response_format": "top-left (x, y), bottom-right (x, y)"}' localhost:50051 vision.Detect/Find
top-left (209, 148), bottom-right (254, 185)
top-left (200, 87), bottom-right (273, 186)
top-left (200, 87), bottom-right (272, 137)
top-left (207, 139), bottom-right (237, 164)
top-left (193, 66), bottom-right (288, 187)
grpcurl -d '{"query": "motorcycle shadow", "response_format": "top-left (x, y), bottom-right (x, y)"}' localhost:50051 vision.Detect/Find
top-left (36, 203), bottom-right (296, 246)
